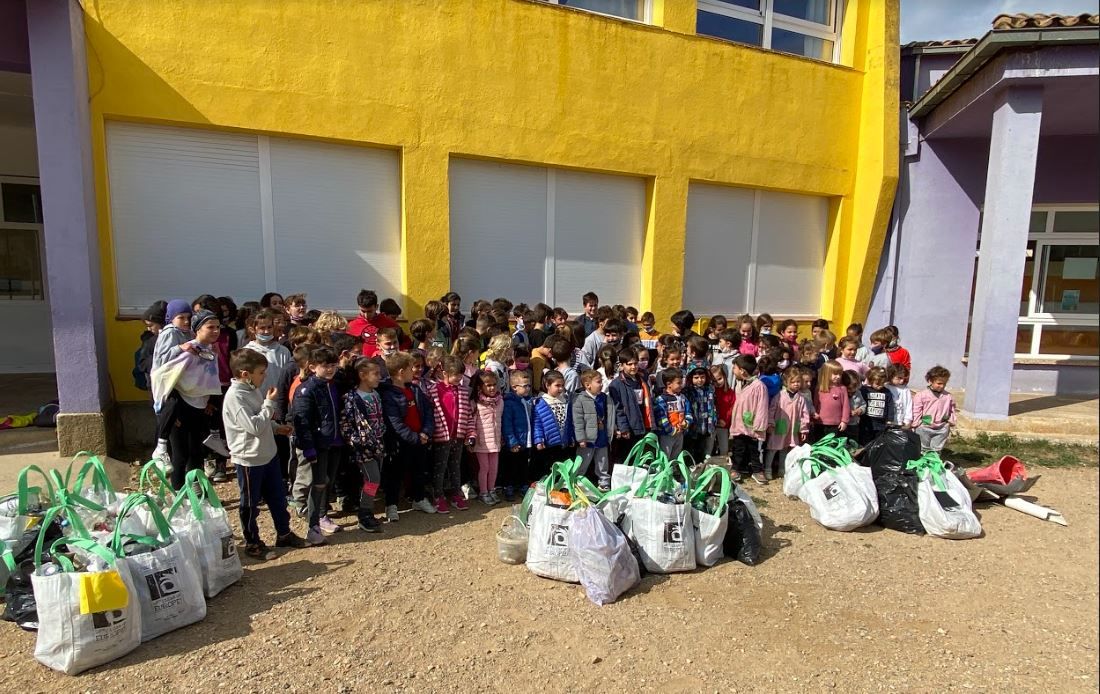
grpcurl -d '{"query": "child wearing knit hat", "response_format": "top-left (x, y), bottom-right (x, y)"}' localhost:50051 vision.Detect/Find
top-left (149, 299), bottom-right (194, 470)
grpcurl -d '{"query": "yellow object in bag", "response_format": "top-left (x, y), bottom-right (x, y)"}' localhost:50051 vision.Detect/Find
top-left (78, 570), bottom-right (129, 614)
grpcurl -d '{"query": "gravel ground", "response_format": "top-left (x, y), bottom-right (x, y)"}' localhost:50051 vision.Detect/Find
top-left (1, 459), bottom-right (1096, 692)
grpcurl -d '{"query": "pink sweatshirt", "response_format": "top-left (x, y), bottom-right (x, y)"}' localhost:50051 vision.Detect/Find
top-left (767, 389), bottom-right (810, 451)
top-left (472, 393), bottom-right (504, 453)
top-left (911, 389), bottom-right (957, 430)
top-left (730, 378), bottom-right (769, 440)
top-left (814, 385), bottom-right (851, 426)
top-left (836, 357), bottom-right (868, 381)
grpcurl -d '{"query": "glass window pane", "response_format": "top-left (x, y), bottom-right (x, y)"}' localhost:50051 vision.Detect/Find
top-left (1029, 210), bottom-right (1048, 233)
top-left (1015, 325), bottom-right (1033, 355)
top-left (774, 0), bottom-right (831, 24)
top-left (1052, 210), bottom-right (1100, 233)
top-left (560, 0), bottom-right (640, 20)
top-left (0, 228), bottom-right (44, 299)
top-left (771, 27), bottom-right (833, 60)
top-left (697, 10), bottom-right (764, 45)
top-left (1038, 326), bottom-right (1099, 357)
top-left (1020, 241), bottom-right (1036, 316)
top-left (1, 184), bottom-right (43, 224)
top-left (1038, 244), bottom-right (1099, 314)
top-left (711, 0), bottom-right (762, 10)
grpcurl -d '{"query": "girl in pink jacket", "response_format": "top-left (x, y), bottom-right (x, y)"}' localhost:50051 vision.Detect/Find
top-left (911, 365), bottom-right (957, 453)
top-left (469, 372), bottom-right (504, 505)
top-left (729, 354), bottom-right (770, 485)
top-left (765, 369), bottom-right (810, 480)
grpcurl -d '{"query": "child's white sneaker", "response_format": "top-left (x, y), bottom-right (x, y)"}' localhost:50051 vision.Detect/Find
top-left (385, 505), bottom-right (400, 523)
top-left (411, 498), bottom-right (437, 514)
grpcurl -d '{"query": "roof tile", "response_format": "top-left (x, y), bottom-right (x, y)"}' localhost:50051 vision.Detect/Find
top-left (991, 12), bottom-right (1099, 30)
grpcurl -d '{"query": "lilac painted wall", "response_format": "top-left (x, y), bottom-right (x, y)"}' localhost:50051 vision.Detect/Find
top-left (0, 0), bottom-right (30, 73)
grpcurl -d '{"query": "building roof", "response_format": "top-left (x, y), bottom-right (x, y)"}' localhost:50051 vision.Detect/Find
top-left (991, 13), bottom-right (1099, 30)
top-left (903, 38), bottom-right (978, 50)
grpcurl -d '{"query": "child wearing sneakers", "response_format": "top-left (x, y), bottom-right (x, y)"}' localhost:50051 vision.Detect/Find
top-left (531, 370), bottom-right (573, 479)
top-left (910, 365), bottom-right (957, 453)
top-left (339, 358), bottom-right (387, 533)
top-left (765, 368), bottom-right (809, 480)
top-left (222, 348), bottom-right (306, 558)
top-left (652, 368), bottom-right (692, 459)
top-left (469, 372), bottom-right (505, 505)
top-left (290, 347), bottom-right (345, 545)
top-left (380, 351), bottom-right (437, 520)
top-left (502, 370), bottom-right (535, 501)
top-left (425, 356), bottom-right (474, 513)
top-left (729, 354), bottom-right (770, 485)
top-left (886, 364), bottom-right (914, 428)
top-left (572, 370), bottom-right (616, 491)
top-left (608, 348), bottom-right (651, 466)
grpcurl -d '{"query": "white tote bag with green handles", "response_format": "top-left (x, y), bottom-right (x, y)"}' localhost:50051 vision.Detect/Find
top-left (168, 470), bottom-right (242, 597)
top-left (112, 494), bottom-right (206, 641)
top-left (622, 461), bottom-right (696, 574)
top-left (689, 465), bottom-right (731, 567)
top-left (909, 453), bottom-right (982, 540)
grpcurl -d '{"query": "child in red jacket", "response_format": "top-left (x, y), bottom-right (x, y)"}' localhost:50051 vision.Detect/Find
top-left (709, 365), bottom-right (734, 461)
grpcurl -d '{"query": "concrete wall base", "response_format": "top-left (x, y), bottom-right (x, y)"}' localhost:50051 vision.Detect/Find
top-left (56, 411), bottom-right (108, 457)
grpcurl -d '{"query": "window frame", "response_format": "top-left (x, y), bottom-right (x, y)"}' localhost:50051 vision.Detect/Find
top-left (540, 0), bottom-right (652, 24)
top-left (1016, 205), bottom-right (1099, 361)
top-left (0, 175), bottom-right (47, 303)
top-left (696, 0), bottom-right (844, 64)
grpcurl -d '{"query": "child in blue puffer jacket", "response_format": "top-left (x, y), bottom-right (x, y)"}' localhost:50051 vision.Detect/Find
top-left (501, 370), bottom-right (535, 501)
top-left (531, 370), bottom-right (574, 479)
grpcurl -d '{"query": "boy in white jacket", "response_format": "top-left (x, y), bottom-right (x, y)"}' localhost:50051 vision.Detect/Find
top-left (223, 348), bottom-right (306, 559)
top-left (885, 364), bottom-right (913, 428)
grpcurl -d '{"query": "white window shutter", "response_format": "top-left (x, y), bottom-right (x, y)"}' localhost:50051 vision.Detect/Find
top-left (683, 183), bottom-right (755, 316)
top-left (754, 189), bottom-right (829, 315)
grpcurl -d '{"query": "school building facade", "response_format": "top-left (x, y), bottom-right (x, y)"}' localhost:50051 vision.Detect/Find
top-left (0, 0), bottom-right (897, 454)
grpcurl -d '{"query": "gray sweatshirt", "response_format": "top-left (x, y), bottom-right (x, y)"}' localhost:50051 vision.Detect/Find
top-left (152, 325), bottom-right (192, 371)
top-left (221, 379), bottom-right (277, 468)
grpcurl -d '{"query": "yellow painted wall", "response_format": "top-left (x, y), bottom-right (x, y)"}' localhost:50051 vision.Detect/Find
top-left (82, 0), bottom-right (897, 402)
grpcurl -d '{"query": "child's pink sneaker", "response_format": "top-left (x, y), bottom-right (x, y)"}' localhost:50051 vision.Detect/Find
top-left (435, 496), bottom-right (451, 514)
top-left (451, 494), bottom-right (469, 511)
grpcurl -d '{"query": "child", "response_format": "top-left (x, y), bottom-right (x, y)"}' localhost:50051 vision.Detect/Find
top-left (639, 311), bottom-right (661, 351)
top-left (285, 294), bottom-right (309, 327)
top-left (469, 371), bottom-right (504, 505)
top-left (811, 318), bottom-right (830, 339)
top-left (483, 334), bottom-right (513, 388)
top-left (765, 368), bottom-right (810, 480)
top-left (222, 348), bottom-right (306, 558)
top-left (134, 300), bottom-right (167, 393)
top-left (683, 366), bottom-right (716, 464)
top-left (550, 307), bottom-right (569, 326)
top-left (815, 330), bottom-right (838, 361)
top-left (409, 319), bottom-right (435, 354)
top-left (711, 328), bottom-right (741, 383)
top-left (757, 353), bottom-right (782, 399)
top-left (859, 366), bottom-right (895, 445)
top-left (609, 348), bottom-right (652, 465)
top-left (502, 370), bottom-right (535, 501)
top-left (339, 358), bottom-right (388, 532)
top-left (886, 364), bottom-right (914, 429)
top-left (163, 310), bottom-right (224, 490)
top-left (150, 299), bottom-right (194, 467)
top-left (686, 335), bottom-right (711, 373)
top-left (669, 310), bottom-right (697, 341)
top-left (797, 364), bottom-right (818, 424)
top-left (813, 360), bottom-right (851, 440)
top-left (652, 368), bottom-right (692, 459)
top-left (531, 371), bottom-right (574, 478)
top-left (244, 309), bottom-right (295, 397)
top-left (347, 289), bottom-right (400, 358)
top-left (653, 342), bottom-right (685, 393)
top-left (844, 370), bottom-right (866, 443)
top-left (847, 323), bottom-right (871, 363)
top-left (710, 365), bottom-right (734, 462)
top-left (548, 338), bottom-right (581, 396)
top-left (704, 315), bottom-right (727, 353)
top-left (423, 300), bottom-right (452, 351)
top-left (594, 344), bottom-right (618, 392)
top-left (911, 365), bottom-right (957, 453)
top-left (778, 319), bottom-right (800, 352)
top-left (836, 336), bottom-right (869, 381)
top-left (572, 370), bottom-right (616, 491)
top-left (884, 325), bottom-right (913, 372)
top-left (579, 310), bottom-right (616, 369)
top-left (290, 346), bottom-right (345, 545)
top-left (380, 351), bottom-right (436, 520)
top-left (729, 355), bottom-right (770, 484)
top-left (866, 328), bottom-right (894, 369)
top-left (453, 336), bottom-right (482, 387)
top-left (579, 292), bottom-right (600, 338)
top-left (735, 314), bottom-right (759, 357)
top-left (756, 313), bottom-right (774, 336)
top-left (424, 355), bottom-right (473, 513)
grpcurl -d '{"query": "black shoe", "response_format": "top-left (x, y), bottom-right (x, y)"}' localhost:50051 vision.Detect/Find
top-left (357, 516), bottom-right (384, 533)
top-left (275, 531), bottom-right (307, 549)
top-left (245, 542), bottom-right (277, 560)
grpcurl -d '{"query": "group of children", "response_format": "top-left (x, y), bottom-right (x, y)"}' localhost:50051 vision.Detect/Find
top-left (136, 288), bottom-right (957, 559)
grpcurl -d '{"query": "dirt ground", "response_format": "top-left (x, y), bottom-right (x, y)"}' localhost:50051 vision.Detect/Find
top-left (0, 452), bottom-right (1097, 692)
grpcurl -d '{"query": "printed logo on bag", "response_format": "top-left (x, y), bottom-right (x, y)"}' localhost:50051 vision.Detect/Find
top-left (144, 566), bottom-right (183, 613)
top-left (220, 534), bottom-right (237, 559)
top-left (91, 609), bottom-right (127, 641)
top-left (548, 524), bottom-right (569, 549)
top-left (822, 481), bottom-right (840, 501)
top-left (663, 521), bottom-right (684, 545)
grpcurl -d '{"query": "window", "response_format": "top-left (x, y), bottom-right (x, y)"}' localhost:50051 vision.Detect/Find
top-left (697, 0), bottom-right (841, 63)
top-left (449, 158), bottom-right (645, 311)
top-left (0, 180), bottom-right (44, 300)
top-left (539, 0), bottom-right (647, 22)
top-left (105, 122), bottom-right (401, 314)
top-left (1016, 207), bottom-right (1099, 359)
top-left (682, 182), bottom-right (829, 317)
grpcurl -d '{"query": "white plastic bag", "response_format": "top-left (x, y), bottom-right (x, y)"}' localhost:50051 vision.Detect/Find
top-left (610, 433), bottom-right (663, 496)
top-left (914, 461), bottom-right (982, 539)
top-left (689, 466), bottom-right (731, 567)
top-left (113, 494), bottom-right (206, 641)
top-left (167, 471), bottom-right (242, 597)
top-left (31, 508), bottom-right (142, 676)
top-left (526, 500), bottom-right (579, 583)
top-left (569, 507), bottom-right (640, 605)
top-left (801, 465), bottom-right (879, 531)
top-left (783, 444), bottom-right (813, 499)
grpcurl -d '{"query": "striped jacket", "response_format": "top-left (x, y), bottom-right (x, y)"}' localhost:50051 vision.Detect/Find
top-left (423, 379), bottom-right (475, 444)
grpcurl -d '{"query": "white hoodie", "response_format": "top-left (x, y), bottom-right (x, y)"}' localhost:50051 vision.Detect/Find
top-left (244, 339), bottom-right (293, 394)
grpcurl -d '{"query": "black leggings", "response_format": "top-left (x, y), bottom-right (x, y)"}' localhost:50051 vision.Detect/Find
top-left (170, 400), bottom-right (208, 489)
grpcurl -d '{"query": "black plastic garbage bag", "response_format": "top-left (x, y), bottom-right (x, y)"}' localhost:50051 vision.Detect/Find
top-left (862, 428), bottom-right (925, 534)
top-left (723, 498), bottom-right (762, 566)
top-left (3, 558), bottom-right (42, 630)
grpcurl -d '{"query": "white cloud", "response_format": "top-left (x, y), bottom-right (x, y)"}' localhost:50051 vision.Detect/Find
top-left (901, 0), bottom-right (1099, 43)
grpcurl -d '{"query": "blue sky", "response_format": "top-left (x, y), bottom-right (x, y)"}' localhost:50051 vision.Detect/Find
top-left (902, 0), bottom-right (1099, 43)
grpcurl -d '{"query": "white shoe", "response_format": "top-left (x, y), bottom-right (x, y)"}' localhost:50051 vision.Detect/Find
top-left (153, 452), bottom-right (173, 475)
top-left (411, 498), bottom-right (437, 514)
top-left (203, 432), bottom-right (231, 458)
top-left (461, 483), bottom-right (476, 501)
top-left (480, 493), bottom-right (497, 506)
top-left (203, 459), bottom-right (217, 477)
top-left (385, 505), bottom-right (400, 523)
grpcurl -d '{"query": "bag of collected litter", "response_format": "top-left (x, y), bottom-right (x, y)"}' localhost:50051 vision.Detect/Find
top-left (723, 491), bottom-right (763, 566)
top-left (621, 460), bottom-right (696, 574)
top-left (610, 433), bottom-right (665, 497)
top-left (689, 465), bottom-right (731, 567)
top-left (1, 465), bottom-right (58, 593)
top-left (31, 505), bottom-right (143, 675)
top-left (862, 428), bottom-right (925, 534)
top-left (526, 492), bottom-right (580, 583)
top-left (801, 461), bottom-right (878, 531)
top-left (783, 443), bottom-right (813, 498)
top-left (497, 513), bottom-right (528, 565)
top-left (111, 494), bottom-right (206, 642)
top-left (132, 460), bottom-right (178, 536)
top-left (167, 470), bottom-right (242, 597)
top-left (569, 506), bottom-right (640, 605)
top-left (908, 452), bottom-right (982, 540)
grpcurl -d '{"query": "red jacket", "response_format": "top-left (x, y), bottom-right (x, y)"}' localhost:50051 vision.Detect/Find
top-left (886, 345), bottom-right (912, 373)
top-left (714, 385), bottom-right (735, 427)
top-left (347, 314), bottom-right (400, 357)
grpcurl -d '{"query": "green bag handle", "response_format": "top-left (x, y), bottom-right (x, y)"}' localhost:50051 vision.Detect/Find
top-left (16, 464), bottom-right (55, 515)
top-left (623, 433), bottom-right (664, 469)
top-left (138, 460), bottom-right (174, 507)
top-left (811, 445), bottom-right (852, 468)
top-left (48, 536), bottom-right (118, 572)
top-left (111, 493), bottom-right (173, 556)
top-left (688, 465), bottom-right (731, 510)
top-left (47, 469), bottom-right (106, 515)
top-left (906, 451), bottom-right (949, 491)
top-left (636, 463), bottom-right (688, 499)
top-left (33, 504), bottom-right (94, 570)
top-left (69, 454), bottom-right (116, 498)
top-left (168, 469), bottom-right (224, 522)
top-left (46, 537), bottom-right (77, 572)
